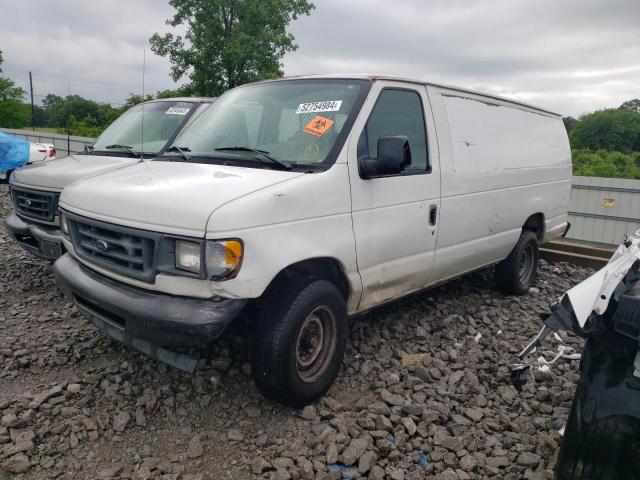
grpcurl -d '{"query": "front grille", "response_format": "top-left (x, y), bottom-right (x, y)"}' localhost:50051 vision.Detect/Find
top-left (11, 187), bottom-right (59, 223)
top-left (66, 213), bottom-right (159, 282)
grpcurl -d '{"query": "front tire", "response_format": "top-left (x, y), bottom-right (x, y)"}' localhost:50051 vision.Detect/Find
top-left (495, 230), bottom-right (539, 295)
top-left (251, 276), bottom-right (348, 408)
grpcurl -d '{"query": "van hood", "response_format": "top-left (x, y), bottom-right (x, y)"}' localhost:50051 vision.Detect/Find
top-left (10, 154), bottom-right (140, 191)
top-left (59, 160), bottom-right (304, 237)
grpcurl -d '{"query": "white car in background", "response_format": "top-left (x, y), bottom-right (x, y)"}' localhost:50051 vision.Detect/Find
top-left (29, 142), bottom-right (56, 163)
top-left (0, 140), bottom-right (56, 181)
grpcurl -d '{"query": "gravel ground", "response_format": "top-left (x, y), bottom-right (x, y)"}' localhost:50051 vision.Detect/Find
top-left (0, 183), bottom-right (594, 480)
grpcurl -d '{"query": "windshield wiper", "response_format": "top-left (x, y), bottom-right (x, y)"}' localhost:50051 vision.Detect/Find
top-left (105, 144), bottom-right (139, 157)
top-left (214, 146), bottom-right (292, 170)
top-left (164, 146), bottom-right (192, 161)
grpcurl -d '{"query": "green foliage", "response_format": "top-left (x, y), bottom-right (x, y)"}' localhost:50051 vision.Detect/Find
top-left (562, 116), bottom-right (577, 134)
top-left (569, 106), bottom-right (640, 153)
top-left (0, 50), bottom-right (30, 128)
top-left (64, 115), bottom-right (105, 137)
top-left (620, 99), bottom-right (640, 114)
top-left (573, 149), bottom-right (640, 179)
top-left (150, 0), bottom-right (314, 96)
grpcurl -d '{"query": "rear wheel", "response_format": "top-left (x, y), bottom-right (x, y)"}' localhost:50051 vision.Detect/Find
top-left (495, 230), bottom-right (539, 295)
top-left (251, 276), bottom-right (348, 408)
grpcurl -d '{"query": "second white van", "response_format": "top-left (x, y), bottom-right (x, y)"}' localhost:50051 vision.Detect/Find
top-left (52, 75), bottom-right (571, 406)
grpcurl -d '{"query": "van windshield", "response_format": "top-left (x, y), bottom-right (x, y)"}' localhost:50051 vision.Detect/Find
top-left (89, 101), bottom-right (199, 157)
top-left (163, 79), bottom-right (369, 170)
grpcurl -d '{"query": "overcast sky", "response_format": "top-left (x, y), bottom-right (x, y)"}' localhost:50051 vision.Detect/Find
top-left (1, 0), bottom-right (638, 117)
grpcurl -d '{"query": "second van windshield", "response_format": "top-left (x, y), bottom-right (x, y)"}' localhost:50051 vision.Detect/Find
top-left (163, 79), bottom-right (370, 169)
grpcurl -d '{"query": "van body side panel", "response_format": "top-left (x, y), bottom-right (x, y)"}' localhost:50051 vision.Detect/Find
top-left (204, 161), bottom-right (362, 312)
top-left (428, 86), bottom-right (571, 282)
top-left (347, 81), bottom-right (441, 311)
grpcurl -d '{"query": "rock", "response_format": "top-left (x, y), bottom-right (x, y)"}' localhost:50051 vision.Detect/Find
top-left (227, 428), bottom-right (244, 442)
top-left (112, 411), bottom-right (130, 432)
top-left (438, 468), bottom-right (459, 480)
top-left (67, 383), bottom-right (81, 393)
top-left (463, 407), bottom-right (483, 422)
top-left (517, 451), bottom-right (541, 468)
top-left (341, 438), bottom-right (369, 465)
top-left (486, 456), bottom-right (510, 468)
top-left (358, 451), bottom-right (376, 473)
top-left (369, 465), bottom-right (385, 480)
top-left (381, 389), bottom-right (405, 407)
top-left (253, 456), bottom-right (269, 474)
top-left (326, 442), bottom-right (338, 464)
top-left (401, 417), bottom-right (417, 435)
top-left (1, 453), bottom-right (30, 473)
top-left (187, 435), bottom-right (203, 458)
top-left (441, 436), bottom-right (464, 452)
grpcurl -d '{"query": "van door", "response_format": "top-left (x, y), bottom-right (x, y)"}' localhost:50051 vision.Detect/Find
top-left (347, 81), bottom-right (440, 310)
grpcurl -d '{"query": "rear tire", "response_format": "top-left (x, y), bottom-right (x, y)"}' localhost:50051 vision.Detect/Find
top-left (495, 230), bottom-right (539, 295)
top-left (251, 276), bottom-right (348, 408)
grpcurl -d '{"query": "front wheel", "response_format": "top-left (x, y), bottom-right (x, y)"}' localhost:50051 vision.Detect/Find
top-left (251, 276), bottom-right (348, 408)
top-left (495, 230), bottom-right (539, 295)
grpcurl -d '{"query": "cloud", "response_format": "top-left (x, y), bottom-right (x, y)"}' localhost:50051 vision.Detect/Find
top-left (1, 0), bottom-right (638, 116)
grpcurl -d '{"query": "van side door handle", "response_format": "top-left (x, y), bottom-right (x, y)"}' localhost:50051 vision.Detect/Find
top-left (429, 205), bottom-right (437, 226)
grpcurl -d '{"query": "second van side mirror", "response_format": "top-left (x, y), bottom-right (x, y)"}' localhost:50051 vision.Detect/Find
top-left (358, 135), bottom-right (412, 179)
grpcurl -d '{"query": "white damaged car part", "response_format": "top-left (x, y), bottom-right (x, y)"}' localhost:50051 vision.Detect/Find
top-left (512, 232), bottom-right (640, 390)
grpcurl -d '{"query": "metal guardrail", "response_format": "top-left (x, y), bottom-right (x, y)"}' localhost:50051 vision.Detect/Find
top-left (568, 176), bottom-right (640, 246)
top-left (0, 128), bottom-right (95, 157)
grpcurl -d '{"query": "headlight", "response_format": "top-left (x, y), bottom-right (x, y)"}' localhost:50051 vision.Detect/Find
top-left (205, 239), bottom-right (243, 280)
top-left (175, 240), bottom-right (201, 273)
top-left (60, 213), bottom-right (68, 234)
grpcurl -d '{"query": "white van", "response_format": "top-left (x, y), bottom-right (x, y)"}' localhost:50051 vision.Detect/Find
top-left (5, 97), bottom-right (214, 260)
top-left (52, 75), bottom-right (571, 407)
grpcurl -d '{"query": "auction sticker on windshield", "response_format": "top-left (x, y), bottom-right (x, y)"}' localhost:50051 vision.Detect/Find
top-left (303, 115), bottom-right (334, 137)
top-left (296, 100), bottom-right (342, 114)
top-left (166, 106), bottom-right (191, 115)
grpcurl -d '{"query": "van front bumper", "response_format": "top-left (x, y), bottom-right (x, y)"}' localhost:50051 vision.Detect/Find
top-left (4, 213), bottom-right (65, 260)
top-left (53, 254), bottom-right (247, 371)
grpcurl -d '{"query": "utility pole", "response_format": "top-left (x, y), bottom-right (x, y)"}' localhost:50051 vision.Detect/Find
top-left (29, 71), bottom-right (35, 131)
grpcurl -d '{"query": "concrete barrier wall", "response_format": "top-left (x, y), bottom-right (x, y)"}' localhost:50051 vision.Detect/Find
top-left (1, 128), bottom-right (95, 157)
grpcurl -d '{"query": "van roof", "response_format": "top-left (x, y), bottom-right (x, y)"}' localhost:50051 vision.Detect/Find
top-left (251, 74), bottom-right (561, 117)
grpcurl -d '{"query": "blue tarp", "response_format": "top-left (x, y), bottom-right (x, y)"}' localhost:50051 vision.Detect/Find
top-left (0, 132), bottom-right (29, 172)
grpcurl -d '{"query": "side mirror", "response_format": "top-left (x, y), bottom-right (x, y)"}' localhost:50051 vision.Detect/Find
top-left (358, 135), bottom-right (411, 179)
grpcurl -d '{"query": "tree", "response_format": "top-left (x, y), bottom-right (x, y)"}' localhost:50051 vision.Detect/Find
top-left (150, 0), bottom-right (314, 96)
top-left (562, 116), bottom-right (577, 134)
top-left (570, 108), bottom-right (640, 153)
top-left (0, 49), bottom-right (30, 128)
top-left (620, 99), bottom-right (640, 114)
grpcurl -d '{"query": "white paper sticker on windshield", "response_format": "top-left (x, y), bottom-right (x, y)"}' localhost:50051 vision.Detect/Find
top-left (165, 106), bottom-right (191, 115)
top-left (296, 100), bottom-right (342, 115)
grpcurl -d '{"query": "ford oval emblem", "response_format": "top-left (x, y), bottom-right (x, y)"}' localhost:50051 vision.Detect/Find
top-left (95, 240), bottom-right (109, 252)
top-left (24, 199), bottom-right (32, 207)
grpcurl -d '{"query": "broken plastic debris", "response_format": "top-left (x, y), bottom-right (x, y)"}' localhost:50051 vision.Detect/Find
top-left (401, 353), bottom-right (427, 366)
top-left (497, 330), bottom-right (502, 335)
top-left (537, 364), bottom-right (551, 373)
top-left (474, 333), bottom-right (482, 343)
top-left (419, 453), bottom-right (429, 465)
top-left (553, 332), bottom-right (563, 342)
top-left (558, 425), bottom-right (566, 436)
top-left (386, 434), bottom-right (395, 444)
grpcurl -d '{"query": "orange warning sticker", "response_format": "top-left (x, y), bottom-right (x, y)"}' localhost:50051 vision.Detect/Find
top-left (303, 115), bottom-right (334, 137)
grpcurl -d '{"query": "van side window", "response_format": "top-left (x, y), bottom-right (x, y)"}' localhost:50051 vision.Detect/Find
top-left (357, 89), bottom-right (429, 173)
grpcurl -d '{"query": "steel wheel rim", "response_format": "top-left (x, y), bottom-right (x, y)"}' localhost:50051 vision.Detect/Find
top-left (295, 306), bottom-right (337, 383)
top-left (519, 244), bottom-right (534, 284)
